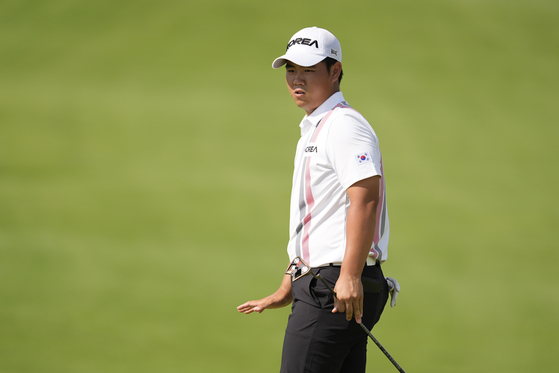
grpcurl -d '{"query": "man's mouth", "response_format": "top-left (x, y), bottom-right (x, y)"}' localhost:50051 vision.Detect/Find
top-left (293, 89), bottom-right (306, 97)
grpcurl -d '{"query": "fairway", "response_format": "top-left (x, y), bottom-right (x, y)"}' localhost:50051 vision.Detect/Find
top-left (1, 1), bottom-right (558, 372)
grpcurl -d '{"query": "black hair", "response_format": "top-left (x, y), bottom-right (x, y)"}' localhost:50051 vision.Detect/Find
top-left (323, 57), bottom-right (343, 85)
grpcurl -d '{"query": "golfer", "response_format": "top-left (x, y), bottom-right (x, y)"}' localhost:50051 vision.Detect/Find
top-left (238, 26), bottom-right (391, 373)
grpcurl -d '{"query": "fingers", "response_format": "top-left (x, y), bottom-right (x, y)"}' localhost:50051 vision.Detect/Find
top-left (332, 300), bottom-right (341, 315)
top-left (333, 299), bottom-right (354, 321)
top-left (332, 298), bottom-right (363, 323)
top-left (354, 304), bottom-right (363, 324)
top-left (346, 303), bottom-right (362, 323)
top-left (237, 301), bottom-right (263, 314)
top-left (356, 297), bottom-right (364, 323)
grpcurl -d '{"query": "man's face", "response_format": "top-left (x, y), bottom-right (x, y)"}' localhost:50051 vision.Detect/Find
top-left (285, 61), bottom-right (339, 116)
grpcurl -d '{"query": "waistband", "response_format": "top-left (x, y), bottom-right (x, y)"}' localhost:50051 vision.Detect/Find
top-left (316, 257), bottom-right (377, 268)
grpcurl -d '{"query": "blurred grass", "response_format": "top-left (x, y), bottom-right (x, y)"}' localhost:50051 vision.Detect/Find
top-left (1, 0), bottom-right (558, 372)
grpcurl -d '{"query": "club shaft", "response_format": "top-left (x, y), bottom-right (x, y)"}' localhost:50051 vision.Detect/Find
top-left (359, 322), bottom-right (406, 373)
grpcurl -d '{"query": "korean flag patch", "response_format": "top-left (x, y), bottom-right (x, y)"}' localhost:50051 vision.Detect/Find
top-left (355, 152), bottom-right (372, 165)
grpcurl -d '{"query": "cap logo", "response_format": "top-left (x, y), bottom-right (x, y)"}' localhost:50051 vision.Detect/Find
top-left (331, 48), bottom-right (338, 56)
top-left (286, 38), bottom-right (319, 51)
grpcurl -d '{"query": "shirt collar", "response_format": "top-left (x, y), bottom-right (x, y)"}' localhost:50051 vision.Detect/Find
top-left (299, 92), bottom-right (346, 131)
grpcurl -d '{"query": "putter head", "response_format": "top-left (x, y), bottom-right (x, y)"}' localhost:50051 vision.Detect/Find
top-left (285, 256), bottom-right (311, 281)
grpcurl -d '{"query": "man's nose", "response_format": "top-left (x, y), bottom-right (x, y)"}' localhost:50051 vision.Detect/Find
top-left (293, 70), bottom-right (305, 84)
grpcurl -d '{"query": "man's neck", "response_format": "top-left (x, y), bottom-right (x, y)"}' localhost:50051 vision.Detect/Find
top-left (304, 90), bottom-right (341, 117)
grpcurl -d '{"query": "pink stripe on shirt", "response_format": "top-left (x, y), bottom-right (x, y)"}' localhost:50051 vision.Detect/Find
top-left (373, 154), bottom-right (385, 247)
top-left (301, 104), bottom-right (344, 262)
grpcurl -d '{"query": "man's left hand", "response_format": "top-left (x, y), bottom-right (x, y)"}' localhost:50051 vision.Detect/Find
top-left (332, 274), bottom-right (364, 323)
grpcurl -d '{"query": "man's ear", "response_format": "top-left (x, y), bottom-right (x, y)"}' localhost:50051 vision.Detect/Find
top-left (331, 62), bottom-right (342, 83)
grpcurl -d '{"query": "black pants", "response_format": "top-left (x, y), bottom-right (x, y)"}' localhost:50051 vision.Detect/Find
top-left (280, 264), bottom-right (389, 373)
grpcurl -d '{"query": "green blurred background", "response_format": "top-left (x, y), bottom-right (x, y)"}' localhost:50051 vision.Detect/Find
top-left (1, 0), bottom-right (557, 372)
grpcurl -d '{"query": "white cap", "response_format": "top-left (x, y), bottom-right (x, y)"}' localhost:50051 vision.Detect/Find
top-left (272, 27), bottom-right (342, 69)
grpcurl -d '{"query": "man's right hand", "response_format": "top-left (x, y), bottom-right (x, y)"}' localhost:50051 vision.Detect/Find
top-left (237, 298), bottom-right (275, 314)
top-left (237, 273), bottom-right (293, 314)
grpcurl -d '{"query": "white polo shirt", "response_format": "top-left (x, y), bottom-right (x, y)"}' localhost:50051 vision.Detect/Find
top-left (286, 92), bottom-right (389, 268)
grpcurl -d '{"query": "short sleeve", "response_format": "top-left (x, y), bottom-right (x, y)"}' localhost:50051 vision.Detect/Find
top-left (325, 111), bottom-right (382, 190)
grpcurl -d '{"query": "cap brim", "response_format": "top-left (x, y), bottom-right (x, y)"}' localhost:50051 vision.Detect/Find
top-left (272, 53), bottom-right (327, 69)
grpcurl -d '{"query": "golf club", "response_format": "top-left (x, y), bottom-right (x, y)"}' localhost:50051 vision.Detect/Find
top-left (286, 257), bottom-right (406, 373)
